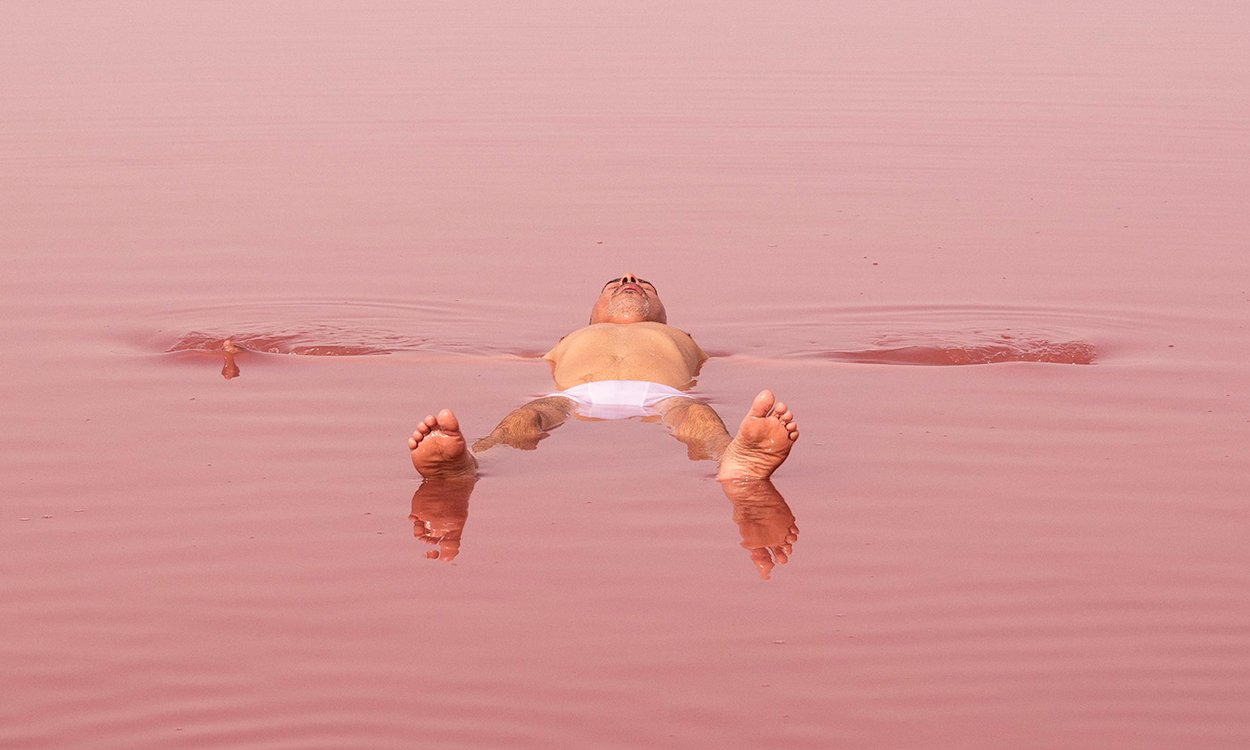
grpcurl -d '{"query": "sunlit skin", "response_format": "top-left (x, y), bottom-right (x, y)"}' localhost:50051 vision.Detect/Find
top-left (410, 275), bottom-right (800, 480)
top-left (406, 274), bottom-right (802, 573)
top-left (407, 274), bottom-right (800, 482)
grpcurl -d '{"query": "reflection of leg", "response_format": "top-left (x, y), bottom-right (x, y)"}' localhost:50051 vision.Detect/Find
top-left (658, 397), bottom-right (733, 461)
top-left (472, 396), bottom-right (574, 453)
top-left (410, 477), bottom-right (475, 561)
top-left (409, 409), bottom-right (479, 479)
top-left (720, 478), bottom-right (799, 580)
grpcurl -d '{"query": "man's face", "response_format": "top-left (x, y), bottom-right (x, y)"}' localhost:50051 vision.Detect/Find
top-left (589, 274), bottom-right (668, 324)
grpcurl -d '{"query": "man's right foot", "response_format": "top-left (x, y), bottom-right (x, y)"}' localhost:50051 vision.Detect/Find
top-left (409, 409), bottom-right (478, 479)
top-left (716, 390), bottom-right (800, 480)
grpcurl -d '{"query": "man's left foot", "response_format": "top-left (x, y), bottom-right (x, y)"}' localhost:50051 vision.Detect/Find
top-left (716, 390), bottom-right (799, 479)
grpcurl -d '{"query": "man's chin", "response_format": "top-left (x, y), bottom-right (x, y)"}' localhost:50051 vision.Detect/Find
top-left (605, 303), bottom-right (651, 322)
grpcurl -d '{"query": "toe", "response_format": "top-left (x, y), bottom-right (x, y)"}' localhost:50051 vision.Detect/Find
top-left (436, 408), bottom-right (461, 434)
top-left (749, 390), bottom-right (775, 417)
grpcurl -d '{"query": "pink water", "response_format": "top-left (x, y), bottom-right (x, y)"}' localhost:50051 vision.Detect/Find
top-left (3, 3), bottom-right (1249, 748)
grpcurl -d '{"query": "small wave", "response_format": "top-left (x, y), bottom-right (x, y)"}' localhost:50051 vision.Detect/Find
top-left (821, 338), bottom-right (1097, 366)
top-left (167, 330), bottom-right (402, 356)
top-left (697, 303), bottom-right (1115, 366)
top-left (149, 299), bottom-right (552, 360)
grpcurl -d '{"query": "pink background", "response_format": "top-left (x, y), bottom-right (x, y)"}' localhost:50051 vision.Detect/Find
top-left (3, 2), bottom-right (1248, 748)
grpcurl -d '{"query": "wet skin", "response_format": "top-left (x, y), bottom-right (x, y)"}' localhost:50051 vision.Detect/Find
top-left (407, 274), bottom-right (800, 481)
top-left (406, 274), bottom-right (803, 573)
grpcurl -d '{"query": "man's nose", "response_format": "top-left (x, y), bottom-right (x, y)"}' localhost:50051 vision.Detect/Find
top-left (621, 274), bottom-right (638, 284)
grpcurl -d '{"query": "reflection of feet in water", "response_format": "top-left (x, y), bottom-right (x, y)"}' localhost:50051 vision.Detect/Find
top-left (717, 390), bottom-right (799, 480)
top-left (408, 409), bottom-right (479, 479)
top-left (721, 478), bottom-right (799, 579)
top-left (410, 478), bottom-right (475, 561)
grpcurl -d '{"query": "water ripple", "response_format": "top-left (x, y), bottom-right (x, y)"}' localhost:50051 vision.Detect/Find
top-left (148, 299), bottom-right (554, 359)
top-left (696, 302), bottom-right (1134, 366)
top-left (816, 336), bottom-right (1097, 366)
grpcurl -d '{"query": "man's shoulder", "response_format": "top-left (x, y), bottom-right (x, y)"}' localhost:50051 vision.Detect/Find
top-left (544, 322), bottom-right (707, 365)
top-left (567, 321), bottom-right (694, 339)
top-left (556, 322), bottom-right (703, 353)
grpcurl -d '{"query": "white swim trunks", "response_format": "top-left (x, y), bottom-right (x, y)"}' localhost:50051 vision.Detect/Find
top-left (548, 379), bottom-right (692, 420)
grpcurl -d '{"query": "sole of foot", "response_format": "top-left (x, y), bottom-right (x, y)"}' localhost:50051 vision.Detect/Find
top-left (716, 389), bottom-right (799, 480)
top-left (409, 408), bottom-right (479, 479)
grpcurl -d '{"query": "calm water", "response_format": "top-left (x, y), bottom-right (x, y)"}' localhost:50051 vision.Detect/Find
top-left (3, 3), bottom-right (1249, 748)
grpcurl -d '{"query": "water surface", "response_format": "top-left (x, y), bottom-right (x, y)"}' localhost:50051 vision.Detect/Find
top-left (3, 2), bottom-right (1249, 748)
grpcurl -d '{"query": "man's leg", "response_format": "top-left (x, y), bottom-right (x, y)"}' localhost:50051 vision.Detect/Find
top-left (409, 397), bottom-right (575, 479)
top-left (659, 390), bottom-right (800, 479)
top-left (658, 397), bottom-right (733, 461)
top-left (470, 396), bottom-right (575, 453)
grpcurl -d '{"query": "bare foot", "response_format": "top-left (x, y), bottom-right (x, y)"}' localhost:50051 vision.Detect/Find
top-left (716, 390), bottom-right (799, 480)
top-left (408, 409), bottom-right (479, 479)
